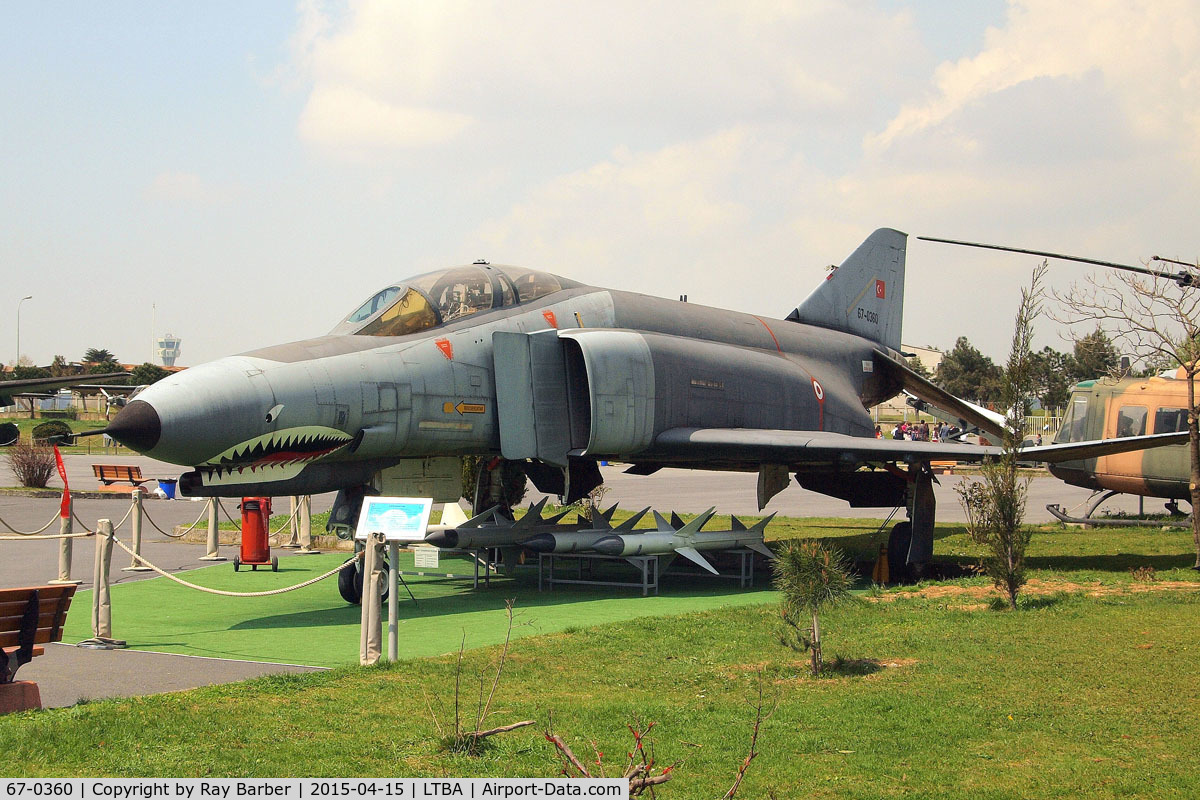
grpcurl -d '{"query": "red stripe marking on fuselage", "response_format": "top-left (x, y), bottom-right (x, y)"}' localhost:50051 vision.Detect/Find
top-left (752, 316), bottom-right (782, 353)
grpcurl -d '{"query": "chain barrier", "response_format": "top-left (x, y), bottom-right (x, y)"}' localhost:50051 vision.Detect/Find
top-left (75, 501), bottom-right (134, 535)
top-left (108, 535), bottom-right (362, 597)
top-left (173, 504), bottom-right (209, 536)
top-left (0, 510), bottom-right (60, 536)
top-left (270, 501), bottom-right (304, 537)
top-left (218, 500), bottom-right (243, 534)
top-left (140, 503), bottom-right (190, 539)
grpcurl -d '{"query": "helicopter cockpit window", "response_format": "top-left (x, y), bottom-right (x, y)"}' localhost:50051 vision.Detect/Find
top-left (501, 267), bottom-right (563, 302)
top-left (1115, 405), bottom-right (1147, 438)
top-left (1057, 396), bottom-right (1091, 443)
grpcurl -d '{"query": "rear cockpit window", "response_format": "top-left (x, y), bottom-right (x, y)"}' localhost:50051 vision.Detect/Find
top-left (502, 267), bottom-right (563, 302)
top-left (1056, 396), bottom-right (1090, 443)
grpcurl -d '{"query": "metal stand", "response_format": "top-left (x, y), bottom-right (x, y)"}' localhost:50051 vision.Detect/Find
top-left (539, 553), bottom-right (660, 596)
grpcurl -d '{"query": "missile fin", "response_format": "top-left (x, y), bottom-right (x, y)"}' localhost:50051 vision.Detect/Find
top-left (670, 512), bottom-right (685, 530)
top-left (746, 541), bottom-right (776, 559)
top-left (513, 498), bottom-right (549, 529)
top-left (460, 505), bottom-right (503, 529)
top-left (675, 546), bottom-right (719, 575)
top-left (730, 515), bottom-right (747, 531)
top-left (676, 508), bottom-right (717, 539)
top-left (543, 508), bottom-right (571, 525)
top-left (752, 513), bottom-right (777, 533)
top-left (616, 507), bottom-right (651, 531)
top-left (652, 511), bottom-right (674, 532)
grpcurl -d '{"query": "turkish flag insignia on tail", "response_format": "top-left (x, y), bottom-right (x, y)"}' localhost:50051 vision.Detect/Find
top-left (875, 280), bottom-right (886, 299)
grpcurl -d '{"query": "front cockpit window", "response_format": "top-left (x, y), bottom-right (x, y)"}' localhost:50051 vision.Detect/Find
top-left (357, 288), bottom-right (439, 337)
top-left (347, 287), bottom-right (402, 324)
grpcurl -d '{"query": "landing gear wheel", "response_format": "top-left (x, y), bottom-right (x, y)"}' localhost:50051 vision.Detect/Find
top-left (271, 556), bottom-right (279, 572)
top-left (337, 556), bottom-right (391, 605)
top-left (887, 522), bottom-right (912, 585)
top-left (233, 555), bottom-right (241, 572)
top-left (338, 558), bottom-right (359, 604)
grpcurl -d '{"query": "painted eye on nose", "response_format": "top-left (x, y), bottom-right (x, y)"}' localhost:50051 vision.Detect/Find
top-left (265, 404), bottom-right (284, 423)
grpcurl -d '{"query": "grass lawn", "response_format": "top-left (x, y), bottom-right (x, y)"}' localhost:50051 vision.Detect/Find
top-left (2, 519), bottom-right (1198, 797)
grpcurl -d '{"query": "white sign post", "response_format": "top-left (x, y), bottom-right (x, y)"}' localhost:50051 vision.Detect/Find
top-left (355, 497), bottom-right (434, 662)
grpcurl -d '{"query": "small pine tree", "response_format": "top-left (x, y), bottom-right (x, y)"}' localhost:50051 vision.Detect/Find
top-left (772, 540), bottom-right (854, 675)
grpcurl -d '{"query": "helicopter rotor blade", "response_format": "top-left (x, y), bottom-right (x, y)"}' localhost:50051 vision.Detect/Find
top-left (917, 235), bottom-right (1193, 285)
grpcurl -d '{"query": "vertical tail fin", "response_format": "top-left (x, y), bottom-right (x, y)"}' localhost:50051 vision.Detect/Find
top-left (786, 228), bottom-right (907, 351)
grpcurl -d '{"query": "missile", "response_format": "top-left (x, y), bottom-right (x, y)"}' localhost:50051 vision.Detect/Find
top-left (424, 498), bottom-right (604, 550)
top-left (521, 507), bottom-right (651, 553)
top-left (591, 509), bottom-right (776, 574)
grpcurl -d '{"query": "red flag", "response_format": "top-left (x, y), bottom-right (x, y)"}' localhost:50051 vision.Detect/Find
top-left (875, 280), bottom-right (886, 299)
top-left (52, 444), bottom-right (70, 518)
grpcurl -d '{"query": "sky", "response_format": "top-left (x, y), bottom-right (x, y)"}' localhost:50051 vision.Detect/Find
top-left (3, 1), bottom-right (1198, 368)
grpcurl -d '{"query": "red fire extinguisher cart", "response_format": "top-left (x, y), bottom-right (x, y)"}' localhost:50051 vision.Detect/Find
top-left (234, 497), bottom-right (278, 572)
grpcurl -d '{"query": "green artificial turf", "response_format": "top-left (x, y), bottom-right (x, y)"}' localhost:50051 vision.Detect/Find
top-left (61, 551), bottom-right (776, 667)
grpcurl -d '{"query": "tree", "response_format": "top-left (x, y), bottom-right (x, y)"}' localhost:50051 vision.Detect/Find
top-left (1030, 346), bottom-right (1071, 415)
top-left (48, 355), bottom-right (79, 378)
top-left (956, 264), bottom-right (1046, 610)
top-left (129, 362), bottom-right (169, 385)
top-left (773, 540), bottom-right (854, 675)
top-left (906, 355), bottom-right (933, 379)
top-left (935, 336), bottom-right (1004, 404)
top-left (84, 348), bottom-right (122, 374)
top-left (1056, 264), bottom-right (1200, 569)
top-left (1068, 327), bottom-right (1120, 382)
top-left (11, 365), bottom-right (50, 380)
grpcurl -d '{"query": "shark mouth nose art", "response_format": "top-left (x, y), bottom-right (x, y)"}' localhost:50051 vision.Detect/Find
top-left (197, 426), bottom-right (354, 485)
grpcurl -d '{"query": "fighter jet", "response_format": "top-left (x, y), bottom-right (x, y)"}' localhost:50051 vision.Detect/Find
top-left (94, 228), bottom-right (1186, 580)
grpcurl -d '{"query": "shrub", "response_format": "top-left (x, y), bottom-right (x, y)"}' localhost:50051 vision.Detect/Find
top-left (6, 441), bottom-right (56, 488)
top-left (31, 420), bottom-right (72, 443)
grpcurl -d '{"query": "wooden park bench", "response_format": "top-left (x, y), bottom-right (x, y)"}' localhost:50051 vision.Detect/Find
top-left (0, 584), bottom-right (76, 712)
top-left (93, 463), bottom-right (149, 492)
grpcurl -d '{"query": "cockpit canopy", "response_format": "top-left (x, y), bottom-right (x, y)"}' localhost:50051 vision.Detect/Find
top-left (331, 264), bottom-right (579, 337)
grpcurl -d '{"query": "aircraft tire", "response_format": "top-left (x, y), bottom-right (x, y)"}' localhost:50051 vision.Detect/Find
top-left (338, 557), bottom-right (360, 604)
top-left (337, 557), bottom-right (391, 605)
top-left (887, 522), bottom-right (912, 584)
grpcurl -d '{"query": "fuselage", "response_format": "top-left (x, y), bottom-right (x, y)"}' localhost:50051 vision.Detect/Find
top-left (106, 262), bottom-right (902, 497)
top-left (1049, 373), bottom-right (1194, 499)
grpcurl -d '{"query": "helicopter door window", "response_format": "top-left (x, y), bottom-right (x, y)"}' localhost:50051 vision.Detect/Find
top-left (1115, 405), bottom-right (1147, 438)
top-left (1154, 407), bottom-right (1188, 434)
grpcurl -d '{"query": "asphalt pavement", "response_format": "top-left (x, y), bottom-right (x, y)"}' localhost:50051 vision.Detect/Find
top-left (0, 451), bottom-right (1163, 710)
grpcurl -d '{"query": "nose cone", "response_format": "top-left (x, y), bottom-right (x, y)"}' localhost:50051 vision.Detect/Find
top-left (106, 400), bottom-right (161, 453)
top-left (591, 536), bottom-right (623, 556)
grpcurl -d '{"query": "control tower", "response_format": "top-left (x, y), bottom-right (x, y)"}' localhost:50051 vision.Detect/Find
top-left (155, 333), bottom-right (181, 367)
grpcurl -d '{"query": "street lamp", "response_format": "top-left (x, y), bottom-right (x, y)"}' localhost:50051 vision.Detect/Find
top-left (15, 295), bottom-right (32, 369)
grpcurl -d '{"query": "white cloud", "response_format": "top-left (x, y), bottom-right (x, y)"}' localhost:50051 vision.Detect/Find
top-left (298, 84), bottom-right (474, 151)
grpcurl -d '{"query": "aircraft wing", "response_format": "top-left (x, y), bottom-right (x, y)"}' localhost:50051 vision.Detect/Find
top-left (652, 427), bottom-right (1189, 466)
top-left (0, 372), bottom-right (128, 405)
top-left (872, 348), bottom-right (1008, 439)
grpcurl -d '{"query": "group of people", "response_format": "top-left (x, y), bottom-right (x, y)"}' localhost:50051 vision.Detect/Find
top-left (873, 420), bottom-right (959, 442)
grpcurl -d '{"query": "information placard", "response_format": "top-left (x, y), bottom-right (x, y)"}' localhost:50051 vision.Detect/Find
top-left (353, 496), bottom-right (434, 542)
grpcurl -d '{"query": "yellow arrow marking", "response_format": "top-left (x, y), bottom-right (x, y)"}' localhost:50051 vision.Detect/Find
top-left (446, 401), bottom-right (486, 415)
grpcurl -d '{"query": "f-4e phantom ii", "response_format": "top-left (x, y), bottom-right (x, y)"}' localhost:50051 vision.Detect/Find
top-left (94, 228), bottom-right (1186, 579)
